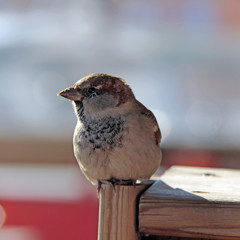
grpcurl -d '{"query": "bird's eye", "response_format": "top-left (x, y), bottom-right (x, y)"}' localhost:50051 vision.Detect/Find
top-left (82, 87), bottom-right (99, 97)
top-left (87, 87), bottom-right (96, 94)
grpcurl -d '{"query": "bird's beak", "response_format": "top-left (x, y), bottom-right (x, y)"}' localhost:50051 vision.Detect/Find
top-left (58, 87), bottom-right (83, 101)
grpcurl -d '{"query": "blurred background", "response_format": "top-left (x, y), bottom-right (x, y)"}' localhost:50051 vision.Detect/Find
top-left (1, 0), bottom-right (240, 239)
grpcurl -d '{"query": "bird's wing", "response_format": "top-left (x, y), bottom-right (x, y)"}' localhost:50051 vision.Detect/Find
top-left (136, 100), bottom-right (161, 146)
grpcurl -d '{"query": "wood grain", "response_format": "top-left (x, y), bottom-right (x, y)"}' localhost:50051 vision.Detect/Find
top-left (139, 166), bottom-right (240, 240)
top-left (98, 182), bottom-right (152, 240)
top-left (146, 236), bottom-right (225, 240)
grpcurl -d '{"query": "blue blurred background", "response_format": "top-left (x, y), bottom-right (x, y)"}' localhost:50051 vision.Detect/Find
top-left (1, 0), bottom-right (240, 239)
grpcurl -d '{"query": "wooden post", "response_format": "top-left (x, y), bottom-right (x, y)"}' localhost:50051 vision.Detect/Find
top-left (98, 182), bottom-right (152, 240)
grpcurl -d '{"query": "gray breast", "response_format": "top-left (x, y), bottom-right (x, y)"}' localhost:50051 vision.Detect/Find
top-left (80, 117), bottom-right (124, 152)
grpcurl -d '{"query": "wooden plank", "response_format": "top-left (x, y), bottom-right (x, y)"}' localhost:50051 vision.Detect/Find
top-left (145, 236), bottom-right (224, 240)
top-left (98, 182), bottom-right (152, 240)
top-left (139, 166), bottom-right (240, 240)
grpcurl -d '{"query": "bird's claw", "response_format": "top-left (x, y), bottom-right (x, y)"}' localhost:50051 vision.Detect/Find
top-left (97, 178), bottom-right (136, 195)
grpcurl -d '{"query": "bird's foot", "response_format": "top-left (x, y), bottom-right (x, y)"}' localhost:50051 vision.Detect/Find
top-left (110, 178), bottom-right (136, 186)
top-left (102, 178), bottom-right (136, 189)
top-left (97, 178), bottom-right (136, 196)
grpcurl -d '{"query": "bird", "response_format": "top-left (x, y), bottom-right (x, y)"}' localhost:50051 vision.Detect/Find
top-left (58, 73), bottom-right (162, 191)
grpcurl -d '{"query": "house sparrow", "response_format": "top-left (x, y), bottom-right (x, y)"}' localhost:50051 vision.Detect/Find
top-left (58, 73), bottom-right (162, 189)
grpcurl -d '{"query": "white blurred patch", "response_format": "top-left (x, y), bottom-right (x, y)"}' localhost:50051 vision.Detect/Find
top-left (185, 101), bottom-right (222, 138)
top-left (0, 226), bottom-right (41, 240)
top-left (151, 109), bottom-right (171, 143)
top-left (0, 164), bottom-right (95, 202)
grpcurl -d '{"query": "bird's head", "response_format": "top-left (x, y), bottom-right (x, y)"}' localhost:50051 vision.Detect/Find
top-left (58, 73), bottom-right (136, 120)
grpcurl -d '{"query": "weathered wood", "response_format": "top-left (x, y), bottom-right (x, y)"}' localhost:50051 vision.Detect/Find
top-left (146, 235), bottom-right (226, 240)
top-left (146, 236), bottom-right (223, 240)
top-left (139, 166), bottom-right (240, 240)
top-left (98, 182), bottom-right (152, 240)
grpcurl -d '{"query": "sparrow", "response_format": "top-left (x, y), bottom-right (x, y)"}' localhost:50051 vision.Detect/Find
top-left (58, 73), bottom-right (162, 189)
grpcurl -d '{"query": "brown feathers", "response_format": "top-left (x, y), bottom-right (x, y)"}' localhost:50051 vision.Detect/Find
top-left (137, 100), bottom-right (161, 146)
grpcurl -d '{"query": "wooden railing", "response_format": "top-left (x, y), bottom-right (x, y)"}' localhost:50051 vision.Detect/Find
top-left (98, 166), bottom-right (240, 240)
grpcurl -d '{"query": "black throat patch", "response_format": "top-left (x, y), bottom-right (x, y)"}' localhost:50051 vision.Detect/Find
top-left (74, 101), bottom-right (124, 152)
